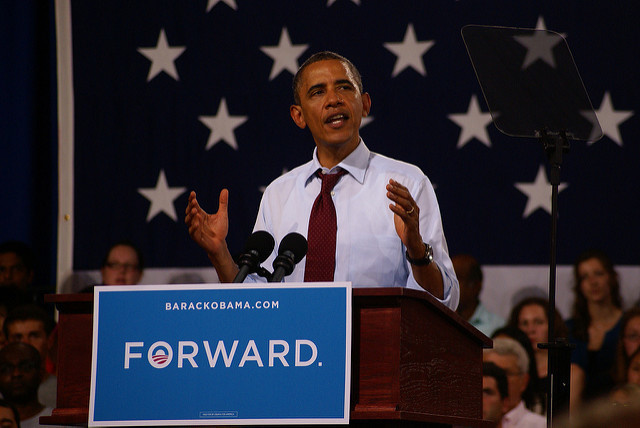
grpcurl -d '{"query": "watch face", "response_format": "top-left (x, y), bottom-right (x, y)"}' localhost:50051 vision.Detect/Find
top-left (406, 243), bottom-right (433, 266)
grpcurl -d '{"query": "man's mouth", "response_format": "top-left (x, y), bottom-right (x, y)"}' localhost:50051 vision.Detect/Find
top-left (325, 113), bottom-right (349, 127)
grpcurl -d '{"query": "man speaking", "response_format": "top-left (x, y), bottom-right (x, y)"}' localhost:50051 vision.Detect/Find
top-left (185, 51), bottom-right (458, 310)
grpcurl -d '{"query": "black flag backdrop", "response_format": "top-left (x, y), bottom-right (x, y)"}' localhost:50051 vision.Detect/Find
top-left (55, 1), bottom-right (639, 307)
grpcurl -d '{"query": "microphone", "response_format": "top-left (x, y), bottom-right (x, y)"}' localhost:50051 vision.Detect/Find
top-left (269, 232), bottom-right (308, 283)
top-left (232, 230), bottom-right (275, 283)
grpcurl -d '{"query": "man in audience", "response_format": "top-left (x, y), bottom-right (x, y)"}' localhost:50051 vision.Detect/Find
top-left (0, 399), bottom-right (19, 428)
top-left (3, 305), bottom-right (56, 408)
top-left (0, 342), bottom-right (55, 427)
top-left (0, 242), bottom-right (35, 290)
top-left (484, 337), bottom-right (546, 428)
top-left (483, 361), bottom-right (510, 427)
top-left (0, 241), bottom-right (49, 308)
top-left (0, 287), bottom-right (32, 348)
top-left (452, 254), bottom-right (504, 336)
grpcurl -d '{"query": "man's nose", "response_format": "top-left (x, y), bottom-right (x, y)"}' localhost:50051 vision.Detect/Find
top-left (326, 90), bottom-right (343, 106)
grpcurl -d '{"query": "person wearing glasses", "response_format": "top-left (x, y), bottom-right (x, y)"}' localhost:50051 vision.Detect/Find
top-left (483, 337), bottom-right (546, 428)
top-left (99, 241), bottom-right (144, 286)
top-left (80, 241), bottom-right (144, 293)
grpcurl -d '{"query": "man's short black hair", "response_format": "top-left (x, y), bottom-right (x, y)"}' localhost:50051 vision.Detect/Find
top-left (292, 51), bottom-right (364, 105)
top-left (0, 241), bottom-right (35, 273)
top-left (483, 361), bottom-right (508, 399)
top-left (3, 304), bottom-right (55, 338)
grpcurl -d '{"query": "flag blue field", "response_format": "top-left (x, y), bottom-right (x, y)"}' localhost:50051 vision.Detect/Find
top-left (56, 1), bottom-right (639, 306)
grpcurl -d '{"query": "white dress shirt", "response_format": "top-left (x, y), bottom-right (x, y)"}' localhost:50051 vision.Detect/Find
top-left (502, 400), bottom-right (546, 428)
top-left (248, 139), bottom-right (459, 310)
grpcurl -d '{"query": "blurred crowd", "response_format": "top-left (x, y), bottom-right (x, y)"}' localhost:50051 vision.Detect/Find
top-left (455, 251), bottom-right (640, 426)
top-left (2, 239), bottom-right (639, 426)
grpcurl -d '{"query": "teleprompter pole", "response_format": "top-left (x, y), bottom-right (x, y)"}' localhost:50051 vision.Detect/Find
top-left (538, 130), bottom-right (575, 427)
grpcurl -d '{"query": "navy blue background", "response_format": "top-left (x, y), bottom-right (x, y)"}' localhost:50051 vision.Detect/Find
top-left (1, 1), bottom-right (638, 289)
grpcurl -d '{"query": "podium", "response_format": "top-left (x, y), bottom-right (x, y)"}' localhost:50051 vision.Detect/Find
top-left (42, 288), bottom-right (491, 427)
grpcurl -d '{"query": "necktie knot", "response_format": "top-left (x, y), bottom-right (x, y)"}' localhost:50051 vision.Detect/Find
top-left (318, 169), bottom-right (347, 196)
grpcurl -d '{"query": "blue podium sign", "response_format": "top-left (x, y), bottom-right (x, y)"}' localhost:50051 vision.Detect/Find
top-left (89, 283), bottom-right (352, 426)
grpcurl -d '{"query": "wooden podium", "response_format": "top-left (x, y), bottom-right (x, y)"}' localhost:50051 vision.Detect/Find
top-left (42, 288), bottom-right (491, 427)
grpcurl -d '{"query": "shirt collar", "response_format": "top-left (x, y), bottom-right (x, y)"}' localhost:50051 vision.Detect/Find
top-left (503, 400), bottom-right (526, 426)
top-left (304, 138), bottom-right (369, 186)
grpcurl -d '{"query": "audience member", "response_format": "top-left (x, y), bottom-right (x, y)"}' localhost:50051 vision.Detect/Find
top-left (452, 254), bottom-right (504, 337)
top-left (3, 305), bottom-right (56, 408)
top-left (567, 249), bottom-right (623, 410)
top-left (0, 288), bottom-right (32, 348)
top-left (483, 337), bottom-right (546, 428)
top-left (0, 399), bottom-right (20, 428)
top-left (0, 241), bottom-right (52, 310)
top-left (609, 382), bottom-right (640, 406)
top-left (0, 343), bottom-right (60, 427)
top-left (81, 241), bottom-right (144, 292)
top-left (556, 394), bottom-right (640, 428)
top-left (492, 326), bottom-right (543, 414)
top-left (627, 347), bottom-right (640, 386)
top-left (507, 296), bottom-right (569, 411)
top-left (100, 241), bottom-right (144, 285)
top-left (613, 307), bottom-right (640, 383)
top-left (482, 361), bottom-right (509, 427)
top-left (0, 242), bottom-right (35, 290)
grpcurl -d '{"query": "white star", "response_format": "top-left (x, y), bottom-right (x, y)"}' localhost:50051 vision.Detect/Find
top-left (327, 0), bottom-right (360, 5)
top-left (199, 98), bottom-right (248, 150)
top-left (448, 95), bottom-right (494, 148)
top-left (514, 27), bottom-right (564, 69)
top-left (206, 0), bottom-right (237, 11)
top-left (583, 92), bottom-right (633, 146)
top-left (515, 165), bottom-right (568, 218)
top-left (138, 170), bottom-right (187, 222)
top-left (384, 23), bottom-right (434, 77)
top-left (535, 16), bottom-right (567, 39)
top-left (260, 28), bottom-right (309, 80)
top-left (137, 29), bottom-right (185, 81)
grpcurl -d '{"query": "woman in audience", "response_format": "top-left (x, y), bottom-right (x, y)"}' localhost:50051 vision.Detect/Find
top-left (613, 307), bottom-right (640, 383)
top-left (627, 348), bottom-right (640, 386)
top-left (567, 249), bottom-right (623, 410)
top-left (508, 296), bottom-right (568, 410)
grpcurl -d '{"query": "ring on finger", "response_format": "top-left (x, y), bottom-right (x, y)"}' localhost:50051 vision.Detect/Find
top-left (406, 206), bottom-right (415, 215)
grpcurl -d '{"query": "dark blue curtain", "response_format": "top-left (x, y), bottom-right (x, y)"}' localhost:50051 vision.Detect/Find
top-left (0, 0), bottom-right (58, 292)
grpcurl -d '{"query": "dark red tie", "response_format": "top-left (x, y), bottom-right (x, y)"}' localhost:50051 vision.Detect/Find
top-left (304, 169), bottom-right (347, 282)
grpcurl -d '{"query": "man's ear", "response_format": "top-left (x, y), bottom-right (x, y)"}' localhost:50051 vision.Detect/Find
top-left (361, 92), bottom-right (371, 117)
top-left (290, 105), bottom-right (307, 129)
top-left (519, 373), bottom-right (530, 394)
